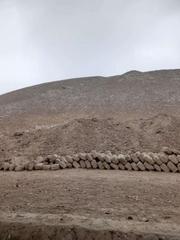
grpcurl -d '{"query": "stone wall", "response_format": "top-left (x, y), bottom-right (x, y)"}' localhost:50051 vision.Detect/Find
top-left (1, 147), bottom-right (180, 173)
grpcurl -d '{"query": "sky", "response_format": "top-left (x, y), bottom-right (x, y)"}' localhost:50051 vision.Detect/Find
top-left (0, 0), bottom-right (180, 94)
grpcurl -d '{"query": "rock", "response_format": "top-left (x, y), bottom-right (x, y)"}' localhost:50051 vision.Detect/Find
top-left (125, 154), bottom-right (132, 163)
top-left (85, 160), bottom-right (91, 169)
top-left (131, 162), bottom-right (139, 171)
top-left (2, 163), bottom-right (10, 171)
top-left (167, 161), bottom-right (178, 173)
top-left (177, 163), bottom-right (180, 172)
top-left (144, 162), bottom-right (154, 171)
top-left (161, 147), bottom-right (172, 155)
top-left (97, 161), bottom-right (104, 170)
top-left (14, 131), bottom-right (24, 137)
top-left (91, 150), bottom-right (98, 158)
top-left (65, 155), bottom-right (73, 163)
top-left (137, 161), bottom-right (145, 171)
top-left (15, 165), bottom-right (24, 171)
top-left (152, 154), bottom-right (162, 166)
top-left (125, 162), bottom-right (132, 171)
top-left (91, 160), bottom-right (98, 169)
top-left (46, 155), bottom-right (57, 164)
top-left (168, 155), bottom-right (178, 165)
top-left (176, 155), bottom-right (180, 163)
top-left (97, 153), bottom-right (105, 162)
top-left (110, 163), bottom-right (119, 170)
top-left (131, 154), bottom-right (139, 163)
top-left (36, 156), bottom-right (44, 163)
top-left (118, 154), bottom-right (127, 165)
top-left (55, 159), bottom-right (61, 164)
top-left (9, 164), bottom-right (16, 171)
top-left (79, 153), bottom-right (87, 160)
top-left (59, 160), bottom-right (67, 169)
top-left (118, 163), bottom-right (125, 170)
top-left (112, 155), bottom-right (119, 164)
top-left (51, 164), bottom-right (60, 170)
top-left (154, 164), bottom-right (161, 172)
top-left (27, 162), bottom-right (34, 171)
top-left (158, 153), bottom-right (168, 163)
top-left (105, 150), bottom-right (112, 156)
top-left (103, 162), bottom-right (110, 170)
top-left (34, 163), bottom-right (43, 170)
top-left (104, 155), bottom-right (111, 163)
top-left (66, 162), bottom-right (72, 168)
top-left (80, 160), bottom-right (86, 168)
top-left (86, 153), bottom-right (93, 162)
top-left (138, 153), bottom-right (145, 163)
top-left (143, 153), bottom-right (154, 165)
top-left (73, 161), bottom-right (80, 168)
top-left (160, 163), bottom-right (170, 173)
top-left (72, 154), bottom-right (80, 162)
top-left (43, 165), bottom-right (51, 170)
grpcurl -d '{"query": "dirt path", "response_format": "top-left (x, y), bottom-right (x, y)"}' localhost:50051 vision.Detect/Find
top-left (1, 170), bottom-right (180, 239)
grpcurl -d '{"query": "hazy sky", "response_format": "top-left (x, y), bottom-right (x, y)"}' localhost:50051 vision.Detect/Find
top-left (0, 0), bottom-right (180, 94)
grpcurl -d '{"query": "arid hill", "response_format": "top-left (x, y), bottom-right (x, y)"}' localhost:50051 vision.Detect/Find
top-left (0, 69), bottom-right (180, 159)
top-left (0, 69), bottom-right (180, 131)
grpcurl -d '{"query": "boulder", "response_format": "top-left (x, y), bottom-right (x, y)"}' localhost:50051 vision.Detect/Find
top-left (73, 161), bottom-right (80, 168)
top-left (143, 153), bottom-right (154, 165)
top-left (144, 162), bottom-right (154, 171)
top-left (51, 164), bottom-right (60, 170)
top-left (118, 154), bottom-right (126, 165)
top-left (97, 161), bottom-right (105, 170)
top-left (86, 153), bottom-right (93, 162)
top-left (9, 164), bottom-right (16, 171)
top-left (36, 156), bottom-right (44, 164)
top-left (125, 162), bottom-right (132, 171)
top-left (137, 161), bottom-right (145, 171)
top-left (91, 160), bottom-right (98, 169)
top-left (167, 161), bottom-right (178, 173)
top-left (158, 153), bottom-right (168, 163)
top-left (2, 163), bottom-right (10, 171)
top-left (118, 163), bottom-right (125, 170)
top-left (131, 162), bottom-right (139, 171)
top-left (103, 162), bottom-right (110, 170)
top-left (168, 155), bottom-right (178, 165)
top-left (110, 163), bottom-right (119, 170)
top-left (104, 155), bottom-right (111, 163)
top-left (65, 155), bottom-right (73, 163)
top-left (34, 163), bottom-right (44, 170)
top-left (111, 155), bottom-right (119, 164)
top-left (154, 164), bottom-right (161, 172)
top-left (130, 154), bottom-right (139, 163)
top-left (15, 165), bottom-right (24, 171)
top-left (85, 160), bottom-right (91, 169)
top-left (160, 163), bottom-right (170, 173)
top-left (59, 160), bottom-right (67, 169)
top-left (43, 165), bottom-right (51, 170)
top-left (80, 160), bottom-right (86, 168)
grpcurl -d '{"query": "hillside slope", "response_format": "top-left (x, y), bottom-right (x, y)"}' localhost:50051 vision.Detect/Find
top-left (0, 69), bottom-right (180, 131)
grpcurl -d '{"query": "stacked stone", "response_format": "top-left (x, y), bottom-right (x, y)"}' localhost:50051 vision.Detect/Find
top-left (1, 147), bottom-right (180, 173)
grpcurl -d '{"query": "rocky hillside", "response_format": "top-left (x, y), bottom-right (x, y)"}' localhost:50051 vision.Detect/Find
top-left (0, 69), bottom-right (180, 131)
top-left (0, 69), bottom-right (180, 159)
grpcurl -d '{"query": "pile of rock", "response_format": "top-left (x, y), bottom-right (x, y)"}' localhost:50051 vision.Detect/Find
top-left (1, 147), bottom-right (180, 173)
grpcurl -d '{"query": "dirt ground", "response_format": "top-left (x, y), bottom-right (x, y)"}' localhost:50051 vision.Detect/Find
top-left (1, 169), bottom-right (180, 239)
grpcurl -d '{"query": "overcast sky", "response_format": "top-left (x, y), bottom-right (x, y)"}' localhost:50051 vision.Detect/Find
top-left (0, 0), bottom-right (180, 94)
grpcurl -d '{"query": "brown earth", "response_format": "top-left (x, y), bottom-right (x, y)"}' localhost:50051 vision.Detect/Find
top-left (1, 69), bottom-right (180, 239)
top-left (1, 170), bottom-right (180, 239)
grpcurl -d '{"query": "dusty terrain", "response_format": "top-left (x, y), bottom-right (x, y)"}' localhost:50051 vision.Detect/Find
top-left (1, 69), bottom-right (180, 239)
top-left (1, 170), bottom-right (180, 239)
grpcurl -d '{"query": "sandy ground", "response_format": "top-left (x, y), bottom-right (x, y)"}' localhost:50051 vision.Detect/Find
top-left (1, 169), bottom-right (180, 239)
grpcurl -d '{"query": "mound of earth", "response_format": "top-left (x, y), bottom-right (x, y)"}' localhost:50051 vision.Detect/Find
top-left (1, 114), bottom-right (180, 162)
